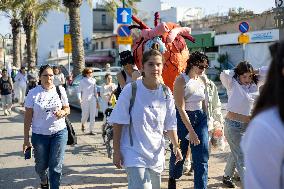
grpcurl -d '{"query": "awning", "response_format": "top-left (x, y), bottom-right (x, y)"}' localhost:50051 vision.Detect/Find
top-left (85, 55), bottom-right (114, 64)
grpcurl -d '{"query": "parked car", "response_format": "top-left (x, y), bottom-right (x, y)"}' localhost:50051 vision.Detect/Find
top-left (102, 66), bottom-right (122, 72)
top-left (66, 71), bottom-right (118, 116)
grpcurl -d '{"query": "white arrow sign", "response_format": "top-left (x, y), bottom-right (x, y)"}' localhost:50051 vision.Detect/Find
top-left (120, 10), bottom-right (129, 23)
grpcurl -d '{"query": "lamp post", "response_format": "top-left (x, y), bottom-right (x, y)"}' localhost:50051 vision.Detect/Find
top-left (0, 33), bottom-right (12, 68)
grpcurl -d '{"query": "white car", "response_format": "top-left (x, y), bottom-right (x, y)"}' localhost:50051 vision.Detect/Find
top-left (66, 71), bottom-right (118, 116)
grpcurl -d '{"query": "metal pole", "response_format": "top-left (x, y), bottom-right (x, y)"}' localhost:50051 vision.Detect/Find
top-left (242, 43), bottom-right (246, 61)
top-left (123, 0), bottom-right (125, 8)
top-left (3, 38), bottom-right (5, 68)
top-left (68, 53), bottom-right (70, 75)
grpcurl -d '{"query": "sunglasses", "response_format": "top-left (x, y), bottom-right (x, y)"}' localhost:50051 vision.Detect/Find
top-left (195, 64), bottom-right (209, 70)
top-left (87, 71), bottom-right (93, 74)
top-left (42, 74), bottom-right (54, 77)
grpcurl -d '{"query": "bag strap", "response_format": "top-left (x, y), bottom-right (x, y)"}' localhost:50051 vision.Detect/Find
top-left (161, 84), bottom-right (170, 99)
top-left (129, 81), bottom-right (137, 146)
top-left (56, 86), bottom-right (62, 99)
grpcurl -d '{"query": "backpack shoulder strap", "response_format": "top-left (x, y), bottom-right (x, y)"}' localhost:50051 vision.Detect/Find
top-left (128, 81), bottom-right (137, 146)
top-left (161, 84), bottom-right (170, 99)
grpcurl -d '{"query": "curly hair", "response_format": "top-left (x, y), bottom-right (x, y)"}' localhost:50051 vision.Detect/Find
top-left (233, 61), bottom-right (258, 85)
top-left (185, 51), bottom-right (209, 74)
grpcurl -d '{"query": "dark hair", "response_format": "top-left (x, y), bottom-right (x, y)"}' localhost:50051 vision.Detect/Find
top-left (104, 73), bottom-right (111, 79)
top-left (39, 64), bottom-right (52, 76)
top-left (82, 68), bottom-right (93, 77)
top-left (119, 50), bottom-right (134, 66)
top-left (252, 41), bottom-right (284, 122)
top-left (185, 51), bottom-right (209, 74)
top-left (20, 66), bottom-right (26, 73)
top-left (2, 68), bottom-right (7, 72)
top-left (233, 61), bottom-right (258, 85)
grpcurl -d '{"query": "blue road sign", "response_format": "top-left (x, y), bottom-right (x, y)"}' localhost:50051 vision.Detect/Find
top-left (117, 25), bottom-right (131, 37)
top-left (239, 22), bottom-right (249, 33)
top-left (117, 8), bottom-right (132, 24)
top-left (64, 24), bottom-right (70, 34)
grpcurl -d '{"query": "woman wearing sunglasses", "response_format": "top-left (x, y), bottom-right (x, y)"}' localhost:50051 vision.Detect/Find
top-left (168, 51), bottom-right (223, 189)
top-left (78, 68), bottom-right (98, 134)
top-left (220, 61), bottom-right (268, 187)
top-left (23, 65), bottom-right (70, 189)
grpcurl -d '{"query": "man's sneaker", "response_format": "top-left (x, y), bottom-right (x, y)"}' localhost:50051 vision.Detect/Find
top-left (168, 178), bottom-right (176, 189)
top-left (183, 159), bottom-right (191, 173)
top-left (223, 176), bottom-right (236, 188)
top-left (4, 110), bottom-right (8, 116)
top-left (7, 109), bottom-right (12, 115)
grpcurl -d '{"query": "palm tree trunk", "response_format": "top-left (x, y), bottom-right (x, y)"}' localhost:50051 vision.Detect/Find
top-left (25, 27), bottom-right (36, 69)
top-left (10, 18), bottom-right (21, 69)
top-left (69, 6), bottom-right (85, 77)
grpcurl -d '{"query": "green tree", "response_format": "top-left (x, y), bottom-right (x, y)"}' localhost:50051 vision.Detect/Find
top-left (21, 0), bottom-right (60, 69)
top-left (63, 0), bottom-right (140, 77)
top-left (0, 0), bottom-right (23, 69)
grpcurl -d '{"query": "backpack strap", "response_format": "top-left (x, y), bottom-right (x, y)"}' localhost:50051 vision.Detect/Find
top-left (128, 81), bottom-right (137, 146)
top-left (161, 84), bottom-right (170, 99)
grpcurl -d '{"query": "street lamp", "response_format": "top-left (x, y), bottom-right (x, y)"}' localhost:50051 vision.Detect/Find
top-left (0, 33), bottom-right (12, 68)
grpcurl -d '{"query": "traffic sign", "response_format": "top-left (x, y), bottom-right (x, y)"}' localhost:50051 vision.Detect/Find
top-left (239, 22), bottom-right (249, 33)
top-left (117, 8), bottom-right (132, 24)
top-left (64, 24), bottom-right (70, 34)
top-left (238, 33), bottom-right (250, 44)
top-left (275, 0), bottom-right (284, 7)
top-left (117, 25), bottom-right (131, 37)
top-left (64, 34), bottom-right (72, 53)
top-left (117, 36), bottom-right (132, 45)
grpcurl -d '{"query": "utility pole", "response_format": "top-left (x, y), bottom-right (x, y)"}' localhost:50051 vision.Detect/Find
top-left (274, 1), bottom-right (284, 40)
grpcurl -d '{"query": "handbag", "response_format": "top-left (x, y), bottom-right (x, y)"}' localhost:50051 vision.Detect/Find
top-left (56, 86), bottom-right (77, 145)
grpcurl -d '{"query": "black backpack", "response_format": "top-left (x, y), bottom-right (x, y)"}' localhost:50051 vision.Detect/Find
top-left (114, 70), bottom-right (127, 99)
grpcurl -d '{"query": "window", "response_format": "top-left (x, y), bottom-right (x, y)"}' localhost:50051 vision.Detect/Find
top-left (112, 41), bottom-right (116, 49)
top-left (101, 41), bottom-right (104, 49)
top-left (102, 14), bottom-right (106, 25)
top-left (95, 42), bottom-right (98, 50)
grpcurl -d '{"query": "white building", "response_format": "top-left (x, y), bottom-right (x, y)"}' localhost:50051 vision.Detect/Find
top-left (159, 6), bottom-right (203, 23)
top-left (215, 29), bottom-right (279, 68)
top-left (38, 1), bottom-right (93, 65)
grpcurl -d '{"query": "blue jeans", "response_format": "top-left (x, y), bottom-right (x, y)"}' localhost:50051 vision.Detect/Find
top-left (126, 167), bottom-right (161, 189)
top-left (224, 118), bottom-right (247, 183)
top-left (169, 110), bottom-right (209, 189)
top-left (31, 128), bottom-right (68, 189)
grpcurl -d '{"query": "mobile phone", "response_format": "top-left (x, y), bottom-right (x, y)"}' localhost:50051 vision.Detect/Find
top-left (24, 147), bottom-right (32, 160)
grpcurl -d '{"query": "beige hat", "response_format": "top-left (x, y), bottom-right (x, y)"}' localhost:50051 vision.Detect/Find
top-left (12, 66), bottom-right (17, 69)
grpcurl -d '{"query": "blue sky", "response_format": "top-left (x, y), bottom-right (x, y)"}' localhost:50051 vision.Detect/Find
top-left (166, 0), bottom-right (274, 14)
top-left (0, 0), bottom-right (275, 34)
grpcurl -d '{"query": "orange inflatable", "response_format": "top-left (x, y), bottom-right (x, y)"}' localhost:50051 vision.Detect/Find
top-left (130, 13), bottom-right (195, 91)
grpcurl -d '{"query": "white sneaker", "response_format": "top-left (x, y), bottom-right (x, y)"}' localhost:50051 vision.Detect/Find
top-left (4, 110), bottom-right (8, 116)
top-left (7, 109), bottom-right (12, 115)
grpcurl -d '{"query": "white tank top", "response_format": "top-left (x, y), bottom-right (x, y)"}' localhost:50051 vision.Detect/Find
top-left (182, 73), bottom-right (205, 111)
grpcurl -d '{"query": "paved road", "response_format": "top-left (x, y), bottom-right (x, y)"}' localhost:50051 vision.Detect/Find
top-left (0, 104), bottom-right (241, 189)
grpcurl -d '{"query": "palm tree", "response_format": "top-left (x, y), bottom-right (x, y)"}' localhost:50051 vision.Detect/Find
top-left (21, 0), bottom-right (60, 69)
top-left (63, 0), bottom-right (140, 77)
top-left (0, 0), bottom-right (23, 69)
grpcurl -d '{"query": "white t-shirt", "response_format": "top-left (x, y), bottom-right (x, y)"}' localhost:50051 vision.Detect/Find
top-left (181, 73), bottom-right (205, 111)
top-left (109, 79), bottom-right (177, 173)
top-left (15, 72), bottom-right (27, 87)
top-left (241, 107), bottom-right (284, 189)
top-left (101, 83), bottom-right (117, 103)
top-left (53, 73), bottom-right (65, 86)
top-left (220, 66), bottom-right (268, 116)
top-left (78, 77), bottom-right (97, 102)
top-left (25, 85), bottom-right (69, 135)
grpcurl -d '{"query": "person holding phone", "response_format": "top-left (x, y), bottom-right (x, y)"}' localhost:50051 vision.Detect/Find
top-left (23, 64), bottom-right (70, 189)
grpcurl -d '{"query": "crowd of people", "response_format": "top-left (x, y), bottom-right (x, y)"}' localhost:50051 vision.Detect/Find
top-left (1, 41), bottom-right (283, 189)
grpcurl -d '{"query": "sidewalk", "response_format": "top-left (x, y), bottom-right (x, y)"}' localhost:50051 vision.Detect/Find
top-left (5, 105), bottom-right (240, 189)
